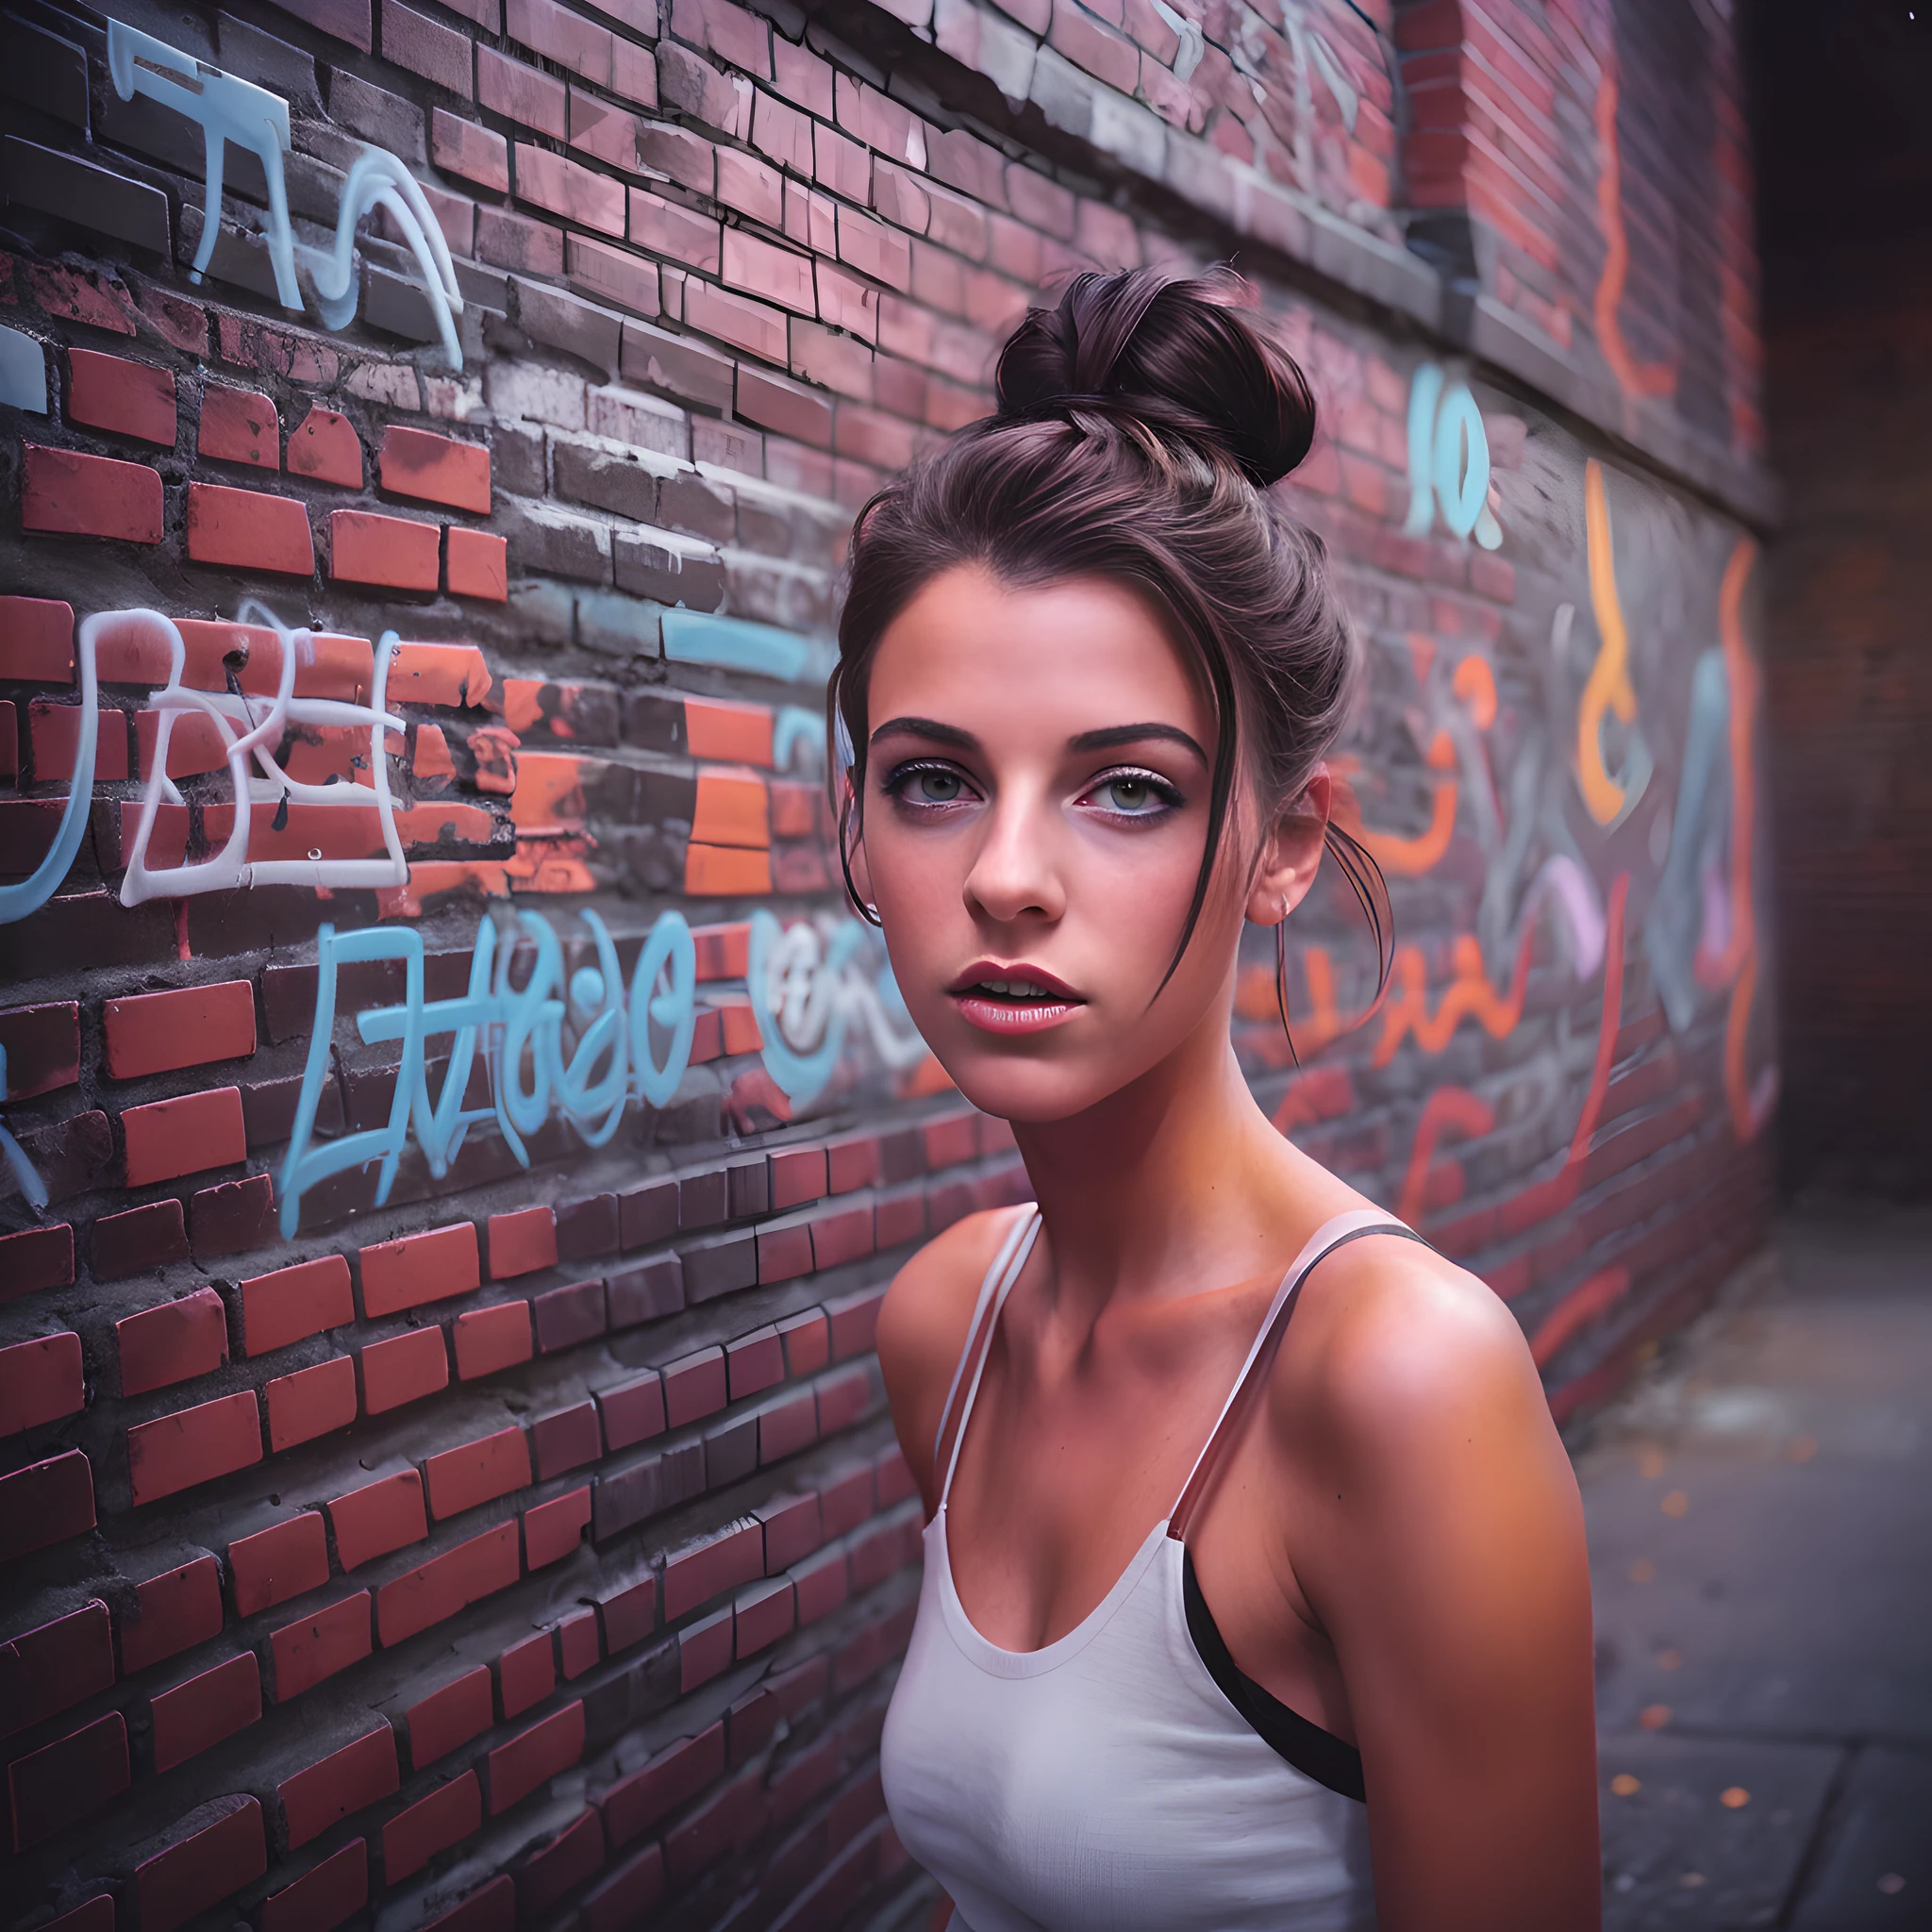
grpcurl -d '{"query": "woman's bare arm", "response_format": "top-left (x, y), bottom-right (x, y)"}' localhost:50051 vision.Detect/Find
top-left (1285, 1250), bottom-right (1601, 1932)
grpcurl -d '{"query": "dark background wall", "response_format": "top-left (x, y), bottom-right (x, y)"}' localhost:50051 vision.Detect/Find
top-left (1752, 0), bottom-right (1932, 1196)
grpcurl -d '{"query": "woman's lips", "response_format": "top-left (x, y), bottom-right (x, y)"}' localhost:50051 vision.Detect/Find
top-left (946, 968), bottom-right (1085, 1036)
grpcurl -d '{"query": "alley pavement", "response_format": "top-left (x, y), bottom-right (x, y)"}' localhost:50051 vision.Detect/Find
top-left (1580, 1205), bottom-right (1932, 1928)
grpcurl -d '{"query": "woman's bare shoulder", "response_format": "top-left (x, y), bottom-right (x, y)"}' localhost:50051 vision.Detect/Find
top-left (874, 1206), bottom-right (1034, 1503)
top-left (1267, 1228), bottom-right (1551, 1473)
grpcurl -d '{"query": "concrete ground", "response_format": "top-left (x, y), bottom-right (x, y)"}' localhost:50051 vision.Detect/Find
top-left (1579, 1205), bottom-right (1932, 1929)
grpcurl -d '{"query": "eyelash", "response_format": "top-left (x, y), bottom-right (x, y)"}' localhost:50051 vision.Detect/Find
top-left (877, 759), bottom-right (1184, 822)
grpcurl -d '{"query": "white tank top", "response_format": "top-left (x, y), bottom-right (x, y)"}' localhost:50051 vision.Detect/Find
top-left (881, 1207), bottom-right (1419, 1932)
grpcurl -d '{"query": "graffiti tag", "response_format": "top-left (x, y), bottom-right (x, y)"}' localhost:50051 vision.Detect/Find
top-left (1404, 363), bottom-right (1504, 550)
top-left (277, 908), bottom-right (926, 1234)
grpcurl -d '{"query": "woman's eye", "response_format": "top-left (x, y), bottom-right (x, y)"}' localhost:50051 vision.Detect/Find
top-left (1087, 771), bottom-right (1178, 817)
top-left (916, 770), bottom-right (963, 803)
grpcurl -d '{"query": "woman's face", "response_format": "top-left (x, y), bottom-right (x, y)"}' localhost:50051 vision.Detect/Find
top-left (854, 564), bottom-right (1308, 1124)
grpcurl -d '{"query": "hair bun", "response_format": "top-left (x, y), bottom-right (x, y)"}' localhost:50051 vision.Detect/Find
top-left (993, 266), bottom-right (1316, 488)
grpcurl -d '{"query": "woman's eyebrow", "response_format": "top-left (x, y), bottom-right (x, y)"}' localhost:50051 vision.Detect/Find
top-left (869, 715), bottom-right (981, 751)
top-left (1069, 723), bottom-right (1208, 761)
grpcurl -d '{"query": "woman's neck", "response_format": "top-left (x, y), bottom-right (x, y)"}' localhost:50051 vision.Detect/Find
top-left (1007, 1001), bottom-right (1310, 1324)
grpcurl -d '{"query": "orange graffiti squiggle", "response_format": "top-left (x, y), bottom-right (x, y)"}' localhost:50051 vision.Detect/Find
top-left (1579, 459), bottom-right (1640, 824)
top-left (1593, 71), bottom-right (1677, 403)
top-left (1373, 924), bottom-right (1536, 1067)
top-left (1714, 539), bottom-right (1776, 1140)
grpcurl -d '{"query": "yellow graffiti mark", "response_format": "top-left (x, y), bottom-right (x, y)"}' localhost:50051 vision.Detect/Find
top-left (1593, 71), bottom-right (1677, 404)
top-left (1453, 654), bottom-right (1497, 730)
top-left (1579, 459), bottom-right (1640, 824)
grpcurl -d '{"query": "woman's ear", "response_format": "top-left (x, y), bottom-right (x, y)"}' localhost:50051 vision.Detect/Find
top-left (1246, 766), bottom-right (1331, 926)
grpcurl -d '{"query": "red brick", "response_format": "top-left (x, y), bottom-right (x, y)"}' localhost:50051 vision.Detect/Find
top-left (487, 1204), bottom-right (557, 1278)
top-left (267, 1355), bottom-right (358, 1451)
top-left (281, 1724), bottom-right (398, 1849)
top-left (662, 1346), bottom-right (726, 1426)
top-left (447, 525), bottom-right (508, 600)
top-left (819, 1460), bottom-right (874, 1537)
top-left (435, 107), bottom-right (511, 189)
top-left (425, 1876), bottom-right (515, 1932)
top-left (405, 1665), bottom-right (492, 1768)
top-left (499, 1630), bottom-right (555, 1717)
top-left (120, 1555), bottom-right (222, 1674)
top-left (135, 1793), bottom-right (264, 1932)
top-left (242, 1254), bottom-right (355, 1355)
top-left (328, 1469), bottom-right (428, 1570)
top-left (199, 384), bottom-right (278, 467)
top-left (95, 1207), bottom-right (181, 1293)
top-left (665, 1519), bottom-right (762, 1618)
top-left (41, 1898), bottom-right (114, 1932)
top-left (104, 979), bottom-right (257, 1078)
top-left (453, 1298), bottom-right (533, 1379)
top-left (360, 1220), bottom-right (479, 1316)
top-left (0, 1223), bottom-right (75, 1301)
top-left (532, 1400), bottom-right (601, 1477)
top-left (757, 1219), bottom-right (812, 1283)
top-left (595, 1573), bottom-right (656, 1655)
top-left (726, 1325), bottom-right (784, 1400)
top-left (121, 1085), bottom-right (246, 1186)
top-left (558, 1606), bottom-right (599, 1678)
top-left (185, 482), bottom-right (315, 575)
top-left (270, 1591), bottom-right (373, 1700)
top-left (524, 1483), bottom-right (591, 1568)
top-left (67, 347), bottom-right (176, 444)
top-left (191, 1171), bottom-right (275, 1257)
top-left (229, 1511), bottom-right (330, 1617)
top-left (791, 1543), bottom-right (848, 1624)
top-left (0, 1599), bottom-right (114, 1740)
top-left (758, 1385), bottom-right (817, 1464)
top-left (488, 1699), bottom-right (584, 1813)
top-left (777, 1307), bottom-right (830, 1376)
top-left (116, 1287), bottom-right (229, 1397)
top-left (600, 1721), bottom-right (723, 1850)
top-left (389, 639), bottom-right (492, 705)
top-left (826, 1284), bottom-right (887, 1359)
top-left (755, 1491), bottom-right (823, 1572)
top-left (0, 1329), bottom-right (83, 1434)
top-left (518, 1806), bottom-right (605, 1919)
top-left (24, 700), bottom-right (125, 785)
top-left (811, 1203), bottom-right (874, 1271)
top-left (596, 1371), bottom-right (665, 1452)
top-left (377, 1521), bottom-right (521, 1645)
top-left (329, 508), bottom-right (441, 589)
top-left (0, 594), bottom-right (75, 680)
top-left (150, 1650), bottom-right (259, 1771)
top-left (288, 405), bottom-right (363, 486)
top-left (736, 1575), bottom-right (793, 1656)
top-left (677, 1605), bottom-right (734, 1693)
top-left (384, 1768), bottom-right (481, 1881)
top-left (380, 425), bottom-right (491, 512)
top-left (0, 1001), bottom-right (79, 1099)
top-left (261, 1837), bottom-right (367, 1932)
top-left (128, 1389), bottom-right (261, 1506)
top-left (8, 1710), bottom-right (128, 1849)
top-left (22, 443), bottom-right (162, 542)
top-left (770, 1144), bottom-right (827, 1208)
top-left (425, 1424), bottom-right (533, 1519)
top-left (534, 1275), bottom-right (607, 1351)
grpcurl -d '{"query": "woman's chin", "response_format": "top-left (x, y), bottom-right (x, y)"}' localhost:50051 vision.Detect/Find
top-left (922, 1048), bottom-right (1126, 1128)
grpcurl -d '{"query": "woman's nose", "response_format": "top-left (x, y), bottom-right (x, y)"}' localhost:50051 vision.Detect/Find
top-left (962, 789), bottom-right (1066, 927)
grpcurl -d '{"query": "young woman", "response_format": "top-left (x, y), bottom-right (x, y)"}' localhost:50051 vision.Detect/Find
top-left (847, 269), bottom-right (1601, 1930)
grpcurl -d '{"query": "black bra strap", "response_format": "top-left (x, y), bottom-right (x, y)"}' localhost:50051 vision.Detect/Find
top-left (1181, 1545), bottom-right (1367, 1803)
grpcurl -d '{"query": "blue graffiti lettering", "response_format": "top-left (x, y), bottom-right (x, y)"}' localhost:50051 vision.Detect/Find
top-left (0, 1044), bottom-right (50, 1212)
top-left (278, 906), bottom-right (925, 1234)
top-left (1405, 363), bottom-right (1504, 550)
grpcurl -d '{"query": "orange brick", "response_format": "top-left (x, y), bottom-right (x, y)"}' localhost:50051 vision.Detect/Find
top-left (330, 509), bottom-right (441, 590)
top-left (684, 843), bottom-right (772, 895)
top-left (683, 695), bottom-right (774, 765)
top-left (380, 426), bottom-right (491, 512)
top-left (691, 769), bottom-right (770, 848)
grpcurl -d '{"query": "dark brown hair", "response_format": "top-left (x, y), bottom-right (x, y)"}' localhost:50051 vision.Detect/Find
top-left (831, 265), bottom-right (1391, 1038)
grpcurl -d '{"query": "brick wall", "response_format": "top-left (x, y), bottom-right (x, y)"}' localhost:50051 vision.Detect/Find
top-left (0, 0), bottom-right (1773, 1926)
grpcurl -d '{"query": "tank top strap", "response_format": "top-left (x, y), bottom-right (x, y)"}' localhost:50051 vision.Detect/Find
top-left (934, 1206), bottom-right (1043, 1507)
top-left (1168, 1208), bottom-right (1426, 1540)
